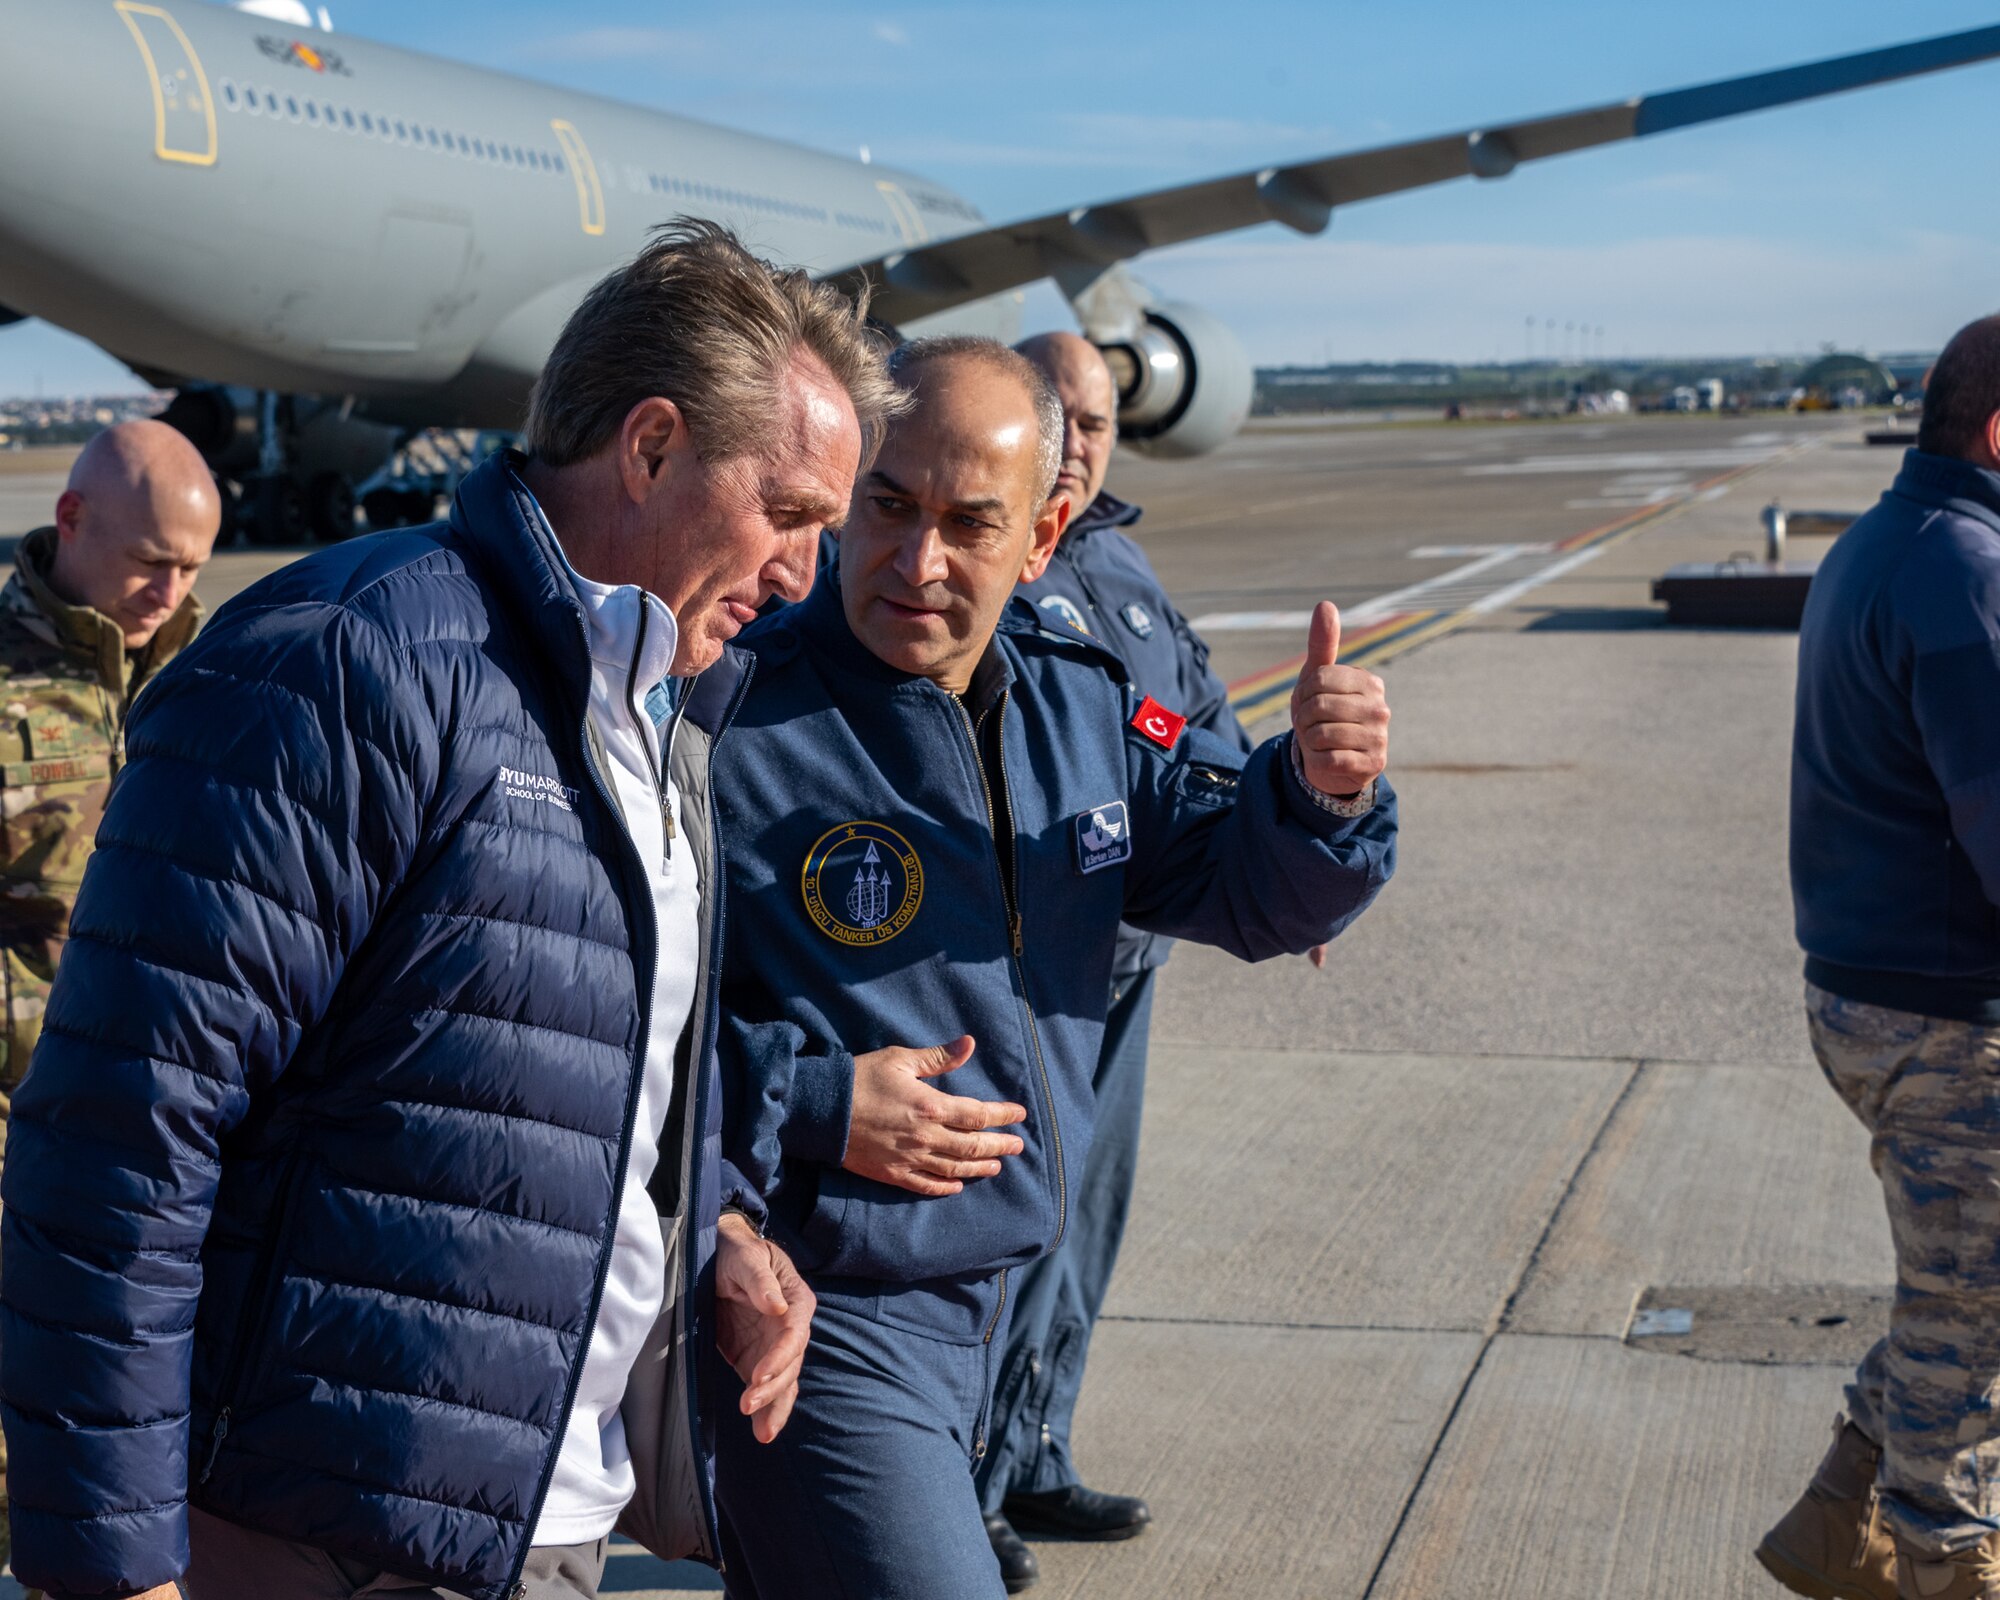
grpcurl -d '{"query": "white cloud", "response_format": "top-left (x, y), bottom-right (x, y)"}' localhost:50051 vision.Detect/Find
top-left (871, 19), bottom-right (910, 46)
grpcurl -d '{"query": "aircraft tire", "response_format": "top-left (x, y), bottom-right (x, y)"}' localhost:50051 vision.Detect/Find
top-left (308, 472), bottom-right (359, 543)
top-left (245, 475), bottom-right (305, 547)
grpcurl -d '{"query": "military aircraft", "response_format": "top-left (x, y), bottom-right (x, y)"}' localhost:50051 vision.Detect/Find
top-left (3, 0), bottom-right (1997, 542)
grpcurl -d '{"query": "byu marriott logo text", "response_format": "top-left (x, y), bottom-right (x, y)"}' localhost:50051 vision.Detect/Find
top-left (498, 765), bottom-right (580, 813)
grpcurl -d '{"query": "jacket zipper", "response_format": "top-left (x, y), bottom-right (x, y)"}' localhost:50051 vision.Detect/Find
top-left (629, 598), bottom-right (682, 862)
top-left (511, 631), bottom-right (664, 1596)
top-left (672, 659), bottom-right (751, 1573)
top-left (951, 691), bottom-right (1068, 1257)
top-left (199, 1151), bottom-right (311, 1485)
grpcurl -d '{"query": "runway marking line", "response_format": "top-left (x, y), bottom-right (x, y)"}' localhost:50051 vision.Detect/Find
top-left (1223, 448), bottom-right (1797, 725)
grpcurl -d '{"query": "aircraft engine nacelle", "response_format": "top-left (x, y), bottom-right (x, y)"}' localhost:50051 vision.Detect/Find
top-left (1095, 302), bottom-right (1254, 459)
top-left (161, 384), bottom-right (401, 485)
top-left (158, 384), bottom-right (263, 477)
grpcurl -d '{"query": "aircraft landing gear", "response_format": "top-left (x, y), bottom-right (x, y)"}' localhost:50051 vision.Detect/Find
top-left (159, 384), bottom-right (399, 548)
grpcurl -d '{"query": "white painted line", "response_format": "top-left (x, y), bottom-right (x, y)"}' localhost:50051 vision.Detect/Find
top-left (1406, 542), bottom-right (1551, 560)
top-left (1466, 542), bottom-right (1610, 614)
top-left (1194, 542), bottom-right (1535, 631)
top-left (1465, 448), bottom-right (1780, 476)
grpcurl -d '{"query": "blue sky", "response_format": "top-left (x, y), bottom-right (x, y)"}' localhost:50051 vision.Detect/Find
top-left (9, 0), bottom-right (2000, 394)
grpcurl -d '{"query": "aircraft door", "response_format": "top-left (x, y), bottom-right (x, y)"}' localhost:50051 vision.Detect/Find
top-left (550, 120), bottom-right (606, 237)
top-left (114, 2), bottom-right (218, 166)
top-left (875, 181), bottom-right (929, 245)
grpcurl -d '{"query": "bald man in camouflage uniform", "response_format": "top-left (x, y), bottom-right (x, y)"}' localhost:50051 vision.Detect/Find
top-left (0, 420), bottom-right (218, 1576)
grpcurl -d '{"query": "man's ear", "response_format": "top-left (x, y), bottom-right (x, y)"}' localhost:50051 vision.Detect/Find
top-left (1983, 410), bottom-right (2000, 471)
top-left (617, 397), bottom-right (693, 504)
top-left (1020, 493), bottom-right (1072, 584)
top-left (53, 489), bottom-right (85, 543)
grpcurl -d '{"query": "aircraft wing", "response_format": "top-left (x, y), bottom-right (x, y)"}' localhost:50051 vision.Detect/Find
top-left (832, 24), bottom-right (2000, 325)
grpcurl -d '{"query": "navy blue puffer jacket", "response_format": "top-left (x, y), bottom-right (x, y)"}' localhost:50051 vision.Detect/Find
top-left (0, 457), bottom-right (746, 1600)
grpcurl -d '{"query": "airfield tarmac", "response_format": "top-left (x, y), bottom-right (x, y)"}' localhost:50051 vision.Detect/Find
top-left (0, 411), bottom-right (1903, 1598)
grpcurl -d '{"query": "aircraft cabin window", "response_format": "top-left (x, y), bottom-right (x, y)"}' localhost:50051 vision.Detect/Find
top-left (305, 101), bottom-right (319, 123)
top-left (342, 108), bottom-right (355, 131)
top-left (285, 95), bottom-right (301, 121)
top-left (425, 127), bottom-right (439, 147)
top-left (220, 79), bottom-right (238, 110)
top-left (359, 111), bottom-right (373, 134)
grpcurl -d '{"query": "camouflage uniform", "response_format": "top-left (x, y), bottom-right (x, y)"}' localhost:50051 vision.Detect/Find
top-left (1809, 981), bottom-right (2000, 1556)
top-left (0, 526), bottom-right (199, 1575)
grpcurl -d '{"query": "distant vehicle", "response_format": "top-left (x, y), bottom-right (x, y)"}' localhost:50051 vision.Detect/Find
top-left (1697, 378), bottom-right (1725, 411)
top-left (1667, 386), bottom-right (1700, 412)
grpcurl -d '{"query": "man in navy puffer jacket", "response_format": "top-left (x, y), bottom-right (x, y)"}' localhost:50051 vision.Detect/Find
top-left (0, 225), bottom-right (900, 1600)
top-left (708, 338), bottom-right (1396, 1598)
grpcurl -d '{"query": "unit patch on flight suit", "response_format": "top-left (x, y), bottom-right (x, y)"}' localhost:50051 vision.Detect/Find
top-left (1074, 801), bottom-right (1133, 874)
top-left (1037, 594), bottom-right (1094, 637)
top-left (1119, 602), bottom-right (1155, 639)
top-left (802, 820), bottom-right (925, 945)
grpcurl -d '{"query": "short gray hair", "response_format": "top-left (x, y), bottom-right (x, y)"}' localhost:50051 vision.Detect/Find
top-left (888, 336), bottom-right (1066, 506)
top-left (526, 219), bottom-right (905, 467)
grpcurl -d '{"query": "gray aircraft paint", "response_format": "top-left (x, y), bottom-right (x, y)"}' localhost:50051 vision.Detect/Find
top-left (0, 0), bottom-right (1005, 428)
top-left (3, 0), bottom-right (1998, 438)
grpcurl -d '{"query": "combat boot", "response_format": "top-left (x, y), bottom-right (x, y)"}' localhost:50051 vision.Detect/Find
top-left (1755, 1414), bottom-right (1896, 1600)
top-left (1896, 1534), bottom-right (2000, 1599)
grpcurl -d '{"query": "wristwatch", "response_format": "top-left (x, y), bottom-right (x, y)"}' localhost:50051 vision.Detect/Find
top-left (1289, 735), bottom-right (1377, 818)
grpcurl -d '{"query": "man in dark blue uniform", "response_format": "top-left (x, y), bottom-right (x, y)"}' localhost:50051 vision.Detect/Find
top-left (709, 337), bottom-right (1395, 1598)
top-left (970, 332), bottom-right (1251, 1586)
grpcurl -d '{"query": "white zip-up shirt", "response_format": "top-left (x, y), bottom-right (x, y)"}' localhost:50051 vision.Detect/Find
top-left (533, 555), bottom-right (702, 1547)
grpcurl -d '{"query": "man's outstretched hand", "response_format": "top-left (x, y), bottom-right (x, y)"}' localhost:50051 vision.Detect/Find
top-left (1291, 601), bottom-right (1390, 798)
top-left (716, 1213), bottom-right (816, 1444)
top-left (845, 1035), bottom-right (1026, 1197)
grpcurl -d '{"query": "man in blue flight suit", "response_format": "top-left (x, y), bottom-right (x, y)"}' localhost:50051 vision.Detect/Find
top-left (969, 331), bottom-right (1255, 1585)
top-left (708, 336), bottom-right (1396, 1598)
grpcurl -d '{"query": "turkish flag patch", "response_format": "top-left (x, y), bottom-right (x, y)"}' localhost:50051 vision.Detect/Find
top-left (1131, 695), bottom-right (1188, 750)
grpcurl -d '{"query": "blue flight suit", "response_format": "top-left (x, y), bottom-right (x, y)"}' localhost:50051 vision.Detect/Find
top-left (992, 489), bottom-right (1252, 1515)
top-left (708, 581), bottom-right (1393, 1597)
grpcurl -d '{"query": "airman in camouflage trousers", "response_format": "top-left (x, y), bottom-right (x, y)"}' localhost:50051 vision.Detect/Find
top-left (1809, 983), bottom-right (2000, 1561)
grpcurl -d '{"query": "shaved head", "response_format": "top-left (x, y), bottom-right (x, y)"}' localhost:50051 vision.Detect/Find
top-left (1015, 331), bottom-right (1118, 513)
top-left (52, 419), bottom-right (221, 648)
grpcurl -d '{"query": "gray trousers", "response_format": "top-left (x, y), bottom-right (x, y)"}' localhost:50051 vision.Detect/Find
top-left (182, 1508), bottom-right (608, 1599)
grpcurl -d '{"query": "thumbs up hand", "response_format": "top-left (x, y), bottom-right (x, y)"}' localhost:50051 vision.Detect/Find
top-left (1290, 601), bottom-right (1390, 799)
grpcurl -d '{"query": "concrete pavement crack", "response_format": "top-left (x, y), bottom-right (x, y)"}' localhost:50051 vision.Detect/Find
top-left (1355, 1057), bottom-right (1649, 1600)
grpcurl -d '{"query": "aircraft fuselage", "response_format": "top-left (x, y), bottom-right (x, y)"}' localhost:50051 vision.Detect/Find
top-left (0, 0), bottom-right (1001, 427)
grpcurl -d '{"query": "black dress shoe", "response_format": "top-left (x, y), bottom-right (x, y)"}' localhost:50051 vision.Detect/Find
top-left (985, 1513), bottom-right (1040, 1593)
top-left (1003, 1484), bottom-right (1152, 1542)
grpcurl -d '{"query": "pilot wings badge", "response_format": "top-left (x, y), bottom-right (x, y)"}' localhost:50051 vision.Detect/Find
top-left (1074, 800), bottom-right (1133, 874)
top-left (802, 821), bottom-right (925, 946)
